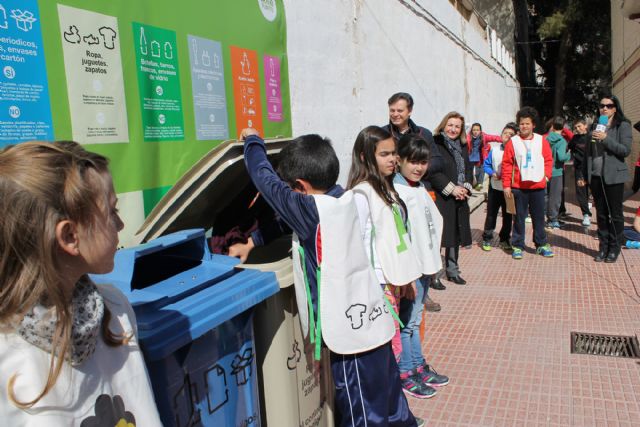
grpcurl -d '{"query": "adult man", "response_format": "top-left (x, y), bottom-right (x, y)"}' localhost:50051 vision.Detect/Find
top-left (382, 93), bottom-right (446, 306)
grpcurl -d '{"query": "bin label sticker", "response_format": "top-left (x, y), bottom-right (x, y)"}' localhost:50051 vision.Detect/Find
top-left (187, 35), bottom-right (229, 140)
top-left (0, 0), bottom-right (53, 146)
top-left (58, 4), bottom-right (129, 143)
top-left (133, 22), bottom-right (184, 141)
top-left (230, 46), bottom-right (262, 136)
top-left (230, 348), bottom-right (253, 386)
top-left (287, 340), bottom-right (302, 370)
top-left (263, 54), bottom-right (282, 122)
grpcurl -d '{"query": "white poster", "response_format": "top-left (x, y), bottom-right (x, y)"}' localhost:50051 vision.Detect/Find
top-left (58, 5), bottom-right (128, 143)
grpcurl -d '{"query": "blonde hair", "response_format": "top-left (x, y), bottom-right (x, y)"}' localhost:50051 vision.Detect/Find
top-left (0, 141), bottom-right (127, 408)
top-left (434, 111), bottom-right (466, 141)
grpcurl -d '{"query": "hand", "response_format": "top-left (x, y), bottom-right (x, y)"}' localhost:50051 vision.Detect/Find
top-left (239, 128), bottom-right (259, 141)
top-left (227, 237), bottom-right (255, 262)
top-left (398, 281), bottom-right (417, 300)
top-left (451, 186), bottom-right (469, 200)
top-left (504, 187), bottom-right (513, 199)
top-left (592, 130), bottom-right (606, 141)
top-left (577, 179), bottom-right (586, 187)
top-left (492, 173), bottom-right (499, 179)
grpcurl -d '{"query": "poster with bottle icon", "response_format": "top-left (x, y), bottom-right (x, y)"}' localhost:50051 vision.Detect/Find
top-left (187, 35), bottom-right (229, 141)
top-left (263, 55), bottom-right (282, 122)
top-left (230, 46), bottom-right (263, 135)
top-left (0, 0), bottom-right (53, 146)
top-left (58, 4), bottom-right (128, 143)
top-left (132, 22), bottom-right (184, 141)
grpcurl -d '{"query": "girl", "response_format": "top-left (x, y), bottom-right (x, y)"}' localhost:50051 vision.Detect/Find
top-left (575, 95), bottom-right (632, 263)
top-left (0, 141), bottom-right (161, 425)
top-left (347, 126), bottom-right (434, 403)
top-left (481, 122), bottom-right (518, 251)
top-left (428, 112), bottom-right (473, 284)
top-left (393, 133), bottom-right (449, 399)
top-left (467, 122), bottom-right (501, 190)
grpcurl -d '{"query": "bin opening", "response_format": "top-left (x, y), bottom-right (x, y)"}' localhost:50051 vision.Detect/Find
top-left (131, 237), bottom-right (204, 290)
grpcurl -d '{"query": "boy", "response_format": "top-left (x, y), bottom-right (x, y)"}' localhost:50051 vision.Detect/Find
top-left (502, 107), bottom-right (554, 259)
top-left (240, 128), bottom-right (422, 427)
top-left (480, 122), bottom-right (518, 251)
top-left (545, 117), bottom-right (571, 229)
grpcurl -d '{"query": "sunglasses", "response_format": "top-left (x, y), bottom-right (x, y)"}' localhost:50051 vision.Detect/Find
top-left (599, 103), bottom-right (615, 109)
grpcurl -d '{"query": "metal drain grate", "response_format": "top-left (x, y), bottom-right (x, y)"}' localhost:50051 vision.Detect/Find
top-left (571, 332), bottom-right (640, 358)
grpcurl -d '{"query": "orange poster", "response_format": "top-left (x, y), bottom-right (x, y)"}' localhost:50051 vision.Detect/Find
top-left (230, 46), bottom-right (263, 136)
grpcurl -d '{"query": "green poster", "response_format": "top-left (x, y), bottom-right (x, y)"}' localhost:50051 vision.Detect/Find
top-left (132, 23), bottom-right (184, 141)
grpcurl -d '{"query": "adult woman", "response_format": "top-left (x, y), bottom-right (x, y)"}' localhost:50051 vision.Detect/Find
top-left (427, 112), bottom-right (473, 284)
top-left (576, 95), bottom-right (632, 263)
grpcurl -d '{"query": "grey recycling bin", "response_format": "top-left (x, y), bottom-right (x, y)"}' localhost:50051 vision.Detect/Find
top-left (133, 139), bottom-right (335, 427)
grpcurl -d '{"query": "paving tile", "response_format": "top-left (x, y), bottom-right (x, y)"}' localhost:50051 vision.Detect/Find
top-left (408, 182), bottom-right (640, 426)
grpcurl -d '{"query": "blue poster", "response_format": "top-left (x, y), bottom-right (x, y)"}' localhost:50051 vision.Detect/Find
top-left (0, 0), bottom-right (53, 146)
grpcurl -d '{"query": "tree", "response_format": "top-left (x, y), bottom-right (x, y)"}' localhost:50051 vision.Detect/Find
top-left (513, 0), bottom-right (611, 123)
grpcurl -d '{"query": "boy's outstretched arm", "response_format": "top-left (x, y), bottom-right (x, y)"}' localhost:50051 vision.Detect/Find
top-left (240, 129), bottom-right (318, 241)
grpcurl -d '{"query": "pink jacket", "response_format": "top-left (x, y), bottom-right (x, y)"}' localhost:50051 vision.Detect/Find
top-left (466, 131), bottom-right (502, 164)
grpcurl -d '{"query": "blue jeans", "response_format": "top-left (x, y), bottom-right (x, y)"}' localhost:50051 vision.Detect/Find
top-left (397, 277), bottom-right (427, 373)
top-left (511, 188), bottom-right (547, 249)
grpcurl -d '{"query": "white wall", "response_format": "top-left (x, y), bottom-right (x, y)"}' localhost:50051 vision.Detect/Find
top-left (283, 0), bottom-right (520, 184)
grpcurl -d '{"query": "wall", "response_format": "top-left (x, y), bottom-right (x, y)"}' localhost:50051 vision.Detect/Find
top-left (611, 0), bottom-right (640, 174)
top-left (283, 0), bottom-right (520, 184)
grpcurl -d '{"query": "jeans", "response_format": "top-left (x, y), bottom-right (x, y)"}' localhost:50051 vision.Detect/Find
top-left (511, 188), bottom-right (547, 249)
top-left (473, 165), bottom-right (484, 186)
top-left (482, 186), bottom-right (513, 241)
top-left (624, 227), bottom-right (640, 242)
top-left (546, 175), bottom-right (563, 221)
top-left (398, 277), bottom-right (427, 373)
top-left (575, 176), bottom-right (591, 216)
top-left (591, 176), bottom-right (624, 252)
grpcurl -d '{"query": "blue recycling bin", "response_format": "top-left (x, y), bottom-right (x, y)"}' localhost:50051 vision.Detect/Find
top-left (91, 229), bottom-right (278, 427)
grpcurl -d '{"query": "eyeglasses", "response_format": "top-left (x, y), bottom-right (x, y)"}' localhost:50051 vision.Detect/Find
top-left (599, 103), bottom-right (615, 109)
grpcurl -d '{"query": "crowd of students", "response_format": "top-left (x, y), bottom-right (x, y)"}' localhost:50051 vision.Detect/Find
top-left (0, 91), bottom-right (638, 427)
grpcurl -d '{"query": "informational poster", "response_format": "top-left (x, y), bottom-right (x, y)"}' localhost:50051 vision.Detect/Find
top-left (263, 55), bottom-right (282, 122)
top-left (230, 46), bottom-right (263, 135)
top-left (188, 35), bottom-right (229, 141)
top-left (58, 4), bottom-right (128, 143)
top-left (133, 22), bottom-right (184, 141)
top-left (0, 0), bottom-right (53, 146)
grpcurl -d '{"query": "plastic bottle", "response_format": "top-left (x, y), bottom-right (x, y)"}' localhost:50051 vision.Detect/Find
top-left (626, 240), bottom-right (640, 249)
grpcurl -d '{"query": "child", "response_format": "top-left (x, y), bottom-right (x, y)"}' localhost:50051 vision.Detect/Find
top-left (502, 107), bottom-right (554, 259)
top-left (467, 122), bottom-right (501, 190)
top-left (0, 141), bottom-right (161, 425)
top-left (240, 128), bottom-right (422, 427)
top-left (545, 117), bottom-right (571, 229)
top-left (393, 133), bottom-right (449, 399)
top-left (624, 206), bottom-right (640, 246)
top-left (569, 119), bottom-right (592, 226)
top-left (481, 122), bottom-right (518, 251)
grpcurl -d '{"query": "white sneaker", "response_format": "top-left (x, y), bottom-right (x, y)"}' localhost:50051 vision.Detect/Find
top-left (582, 214), bottom-right (591, 227)
top-left (525, 216), bottom-right (532, 223)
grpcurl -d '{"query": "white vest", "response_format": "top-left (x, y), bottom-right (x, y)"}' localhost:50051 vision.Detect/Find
top-left (292, 192), bottom-right (395, 355)
top-left (511, 134), bottom-right (545, 183)
top-left (0, 285), bottom-right (162, 426)
top-left (352, 182), bottom-right (422, 285)
top-left (489, 143), bottom-right (505, 191)
top-left (395, 184), bottom-right (443, 275)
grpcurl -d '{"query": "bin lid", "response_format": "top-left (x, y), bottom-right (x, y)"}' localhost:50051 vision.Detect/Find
top-left (132, 138), bottom-right (290, 245)
top-left (91, 229), bottom-right (241, 312)
top-left (135, 267), bottom-right (278, 361)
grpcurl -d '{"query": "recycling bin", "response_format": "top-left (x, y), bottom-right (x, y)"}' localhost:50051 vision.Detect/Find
top-left (132, 139), bottom-right (335, 427)
top-left (91, 228), bottom-right (279, 427)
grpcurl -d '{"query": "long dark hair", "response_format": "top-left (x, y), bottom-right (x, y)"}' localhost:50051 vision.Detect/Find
top-left (347, 126), bottom-right (401, 206)
top-left (597, 94), bottom-right (629, 128)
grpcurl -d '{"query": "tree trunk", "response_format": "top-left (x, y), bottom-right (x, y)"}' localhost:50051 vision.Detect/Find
top-left (512, 0), bottom-right (536, 105)
top-left (553, 28), bottom-right (572, 116)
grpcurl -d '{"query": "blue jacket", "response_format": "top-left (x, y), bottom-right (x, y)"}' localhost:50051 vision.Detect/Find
top-left (244, 134), bottom-right (343, 314)
top-left (483, 144), bottom-right (505, 177)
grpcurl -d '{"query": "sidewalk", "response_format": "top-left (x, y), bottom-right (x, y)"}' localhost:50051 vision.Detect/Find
top-left (410, 184), bottom-right (640, 426)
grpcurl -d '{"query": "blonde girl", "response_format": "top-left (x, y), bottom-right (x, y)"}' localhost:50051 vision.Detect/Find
top-left (0, 141), bottom-right (160, 425)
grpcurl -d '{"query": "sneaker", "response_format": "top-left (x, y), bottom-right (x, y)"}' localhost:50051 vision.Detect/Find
top-left (481, 241), bottom-right (492, 251)
top-left (545, 221), bottom-right (554, 229)
top-left (536, 243), bottom-right (554, 257)
top-left (401, 374), bottom-right (437, 399)
top-left (417, 364), bottom-right (449, 387)
top-left (582, 214), bottom-right (591, 227)
top-left (512, 247), bottom-right (523, 259)
top-left (498, 241), bottom-right (512, 252)
top-left (525, 216), bottom-right (532, 223)
top-left (550, 221), bottom-right (562, 229)
top-left (415, 417), bottom-right (426, 427)
top-left (424, 296), bottom-right (441, 312)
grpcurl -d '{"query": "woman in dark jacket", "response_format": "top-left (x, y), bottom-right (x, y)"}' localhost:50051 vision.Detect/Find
top-left (575, 95), bottom-right (632, 263)
top-left (426, 111), bottom-right (473, 284)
